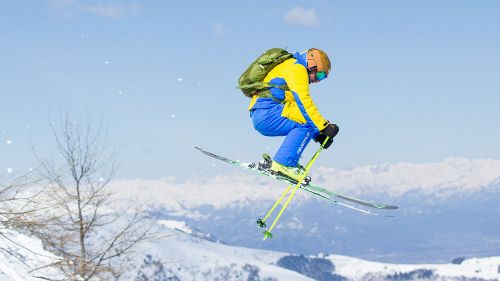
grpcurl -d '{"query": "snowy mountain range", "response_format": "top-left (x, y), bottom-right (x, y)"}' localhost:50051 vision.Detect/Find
top-left (110, 157), bottom-right (500, 211)
top-left (108, 157), bottom-right (500, 263)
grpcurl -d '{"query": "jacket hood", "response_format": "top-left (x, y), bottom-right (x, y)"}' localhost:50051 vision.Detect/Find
top-left (293, 51), bottom-right (308, 68)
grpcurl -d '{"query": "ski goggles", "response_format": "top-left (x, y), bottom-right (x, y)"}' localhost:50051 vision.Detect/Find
top-left (308, 66), bottom-right (328, 82)
top-left (315, 71), bottom-right (328, 81)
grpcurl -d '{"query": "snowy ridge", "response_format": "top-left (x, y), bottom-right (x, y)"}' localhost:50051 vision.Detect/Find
top-left (313, 157), bottom-right (500, 197)
top-left (108, 173), bottom-right (301, 215)
top-left (109, 157), bottom-right (500, 211)
top-left (158, 220), bottom-right (220, 242)
top-left (159, 220), bottom-right (193, 234)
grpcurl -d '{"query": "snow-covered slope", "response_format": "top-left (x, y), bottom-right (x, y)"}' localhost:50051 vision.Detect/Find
top-left (0, 229), bottom-right (61, 281)
top-left (137, 220), bottom-right (314, 281)
top-left (136, 220), bottom-right (500, 281)
top-left (2, 219), bottom-right (500, 281)
top-left (331, 254), bottom-right (500, 280)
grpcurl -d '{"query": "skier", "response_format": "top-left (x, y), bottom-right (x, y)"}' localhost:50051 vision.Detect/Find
top-left (247, 48), bottom-right (339, 182)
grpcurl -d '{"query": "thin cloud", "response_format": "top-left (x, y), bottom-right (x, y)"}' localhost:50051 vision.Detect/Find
top-left (48, 0), bottom-right (74, 9)
top-left (47, 0), bottom-right (140, 19)
top-left (284, 6), bottom-right (319, 27)
top-left (78, 4), bottom-right (125, 19)
top-left (130, 4), bottom-right (141, 15)
top-left (214, 23), bottom-right (224, 38)
top-left (48, 0), bottom-right (75, 18)
top-left (49, 0), bottom-right (74, 9)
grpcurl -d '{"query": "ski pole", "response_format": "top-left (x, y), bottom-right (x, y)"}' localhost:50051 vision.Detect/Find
top-left (257, 184), bottom-right (294, 228)
top-left (263, 137), bottom-right (330, 240)
top-left (258, 137), bottom-right (329, 229)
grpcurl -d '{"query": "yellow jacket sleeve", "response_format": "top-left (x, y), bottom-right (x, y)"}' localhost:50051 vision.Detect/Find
top-left (281, 61), bottom-right (328, 131)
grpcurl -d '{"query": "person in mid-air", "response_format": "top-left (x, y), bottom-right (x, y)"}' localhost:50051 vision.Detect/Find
top-left (247, 48), bottom-right (339, 182)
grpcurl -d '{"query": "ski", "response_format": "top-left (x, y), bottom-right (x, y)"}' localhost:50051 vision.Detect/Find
top-left (307, 183), bottom-right (398, 210)
top-left (195, 147), bottom-right (398, 211)
top-left (300, 186), bottom-right (394, 217)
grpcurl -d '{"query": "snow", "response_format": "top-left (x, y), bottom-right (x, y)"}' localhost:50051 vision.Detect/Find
top-left (2, 156), bottom-right (500, 280)
top-left (158, 220), bottom-right (193, 234)
top-left (0, 229), bottom-right (62, 281)
top-left (314, 157), bottom-right (500, 197)
top-left (141, 221), bottom-right (315, 281)
top-left (330, 254), bottom-right (500, 280)
top-left (2, 218), bottom-right (500, 280)
top-left (108, 157), bottom-right (500, 212)
top-left (108, 173), bottom-right (305, 214)
top-left (140, 220), bottom-right (500, 280)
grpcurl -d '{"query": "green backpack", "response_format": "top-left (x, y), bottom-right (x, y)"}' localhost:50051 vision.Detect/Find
top-left (238, 48), bottom-right (293, 98)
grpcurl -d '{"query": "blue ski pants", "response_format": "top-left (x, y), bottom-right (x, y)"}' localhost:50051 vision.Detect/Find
top-left (250, 102), bottom-right (315, 167)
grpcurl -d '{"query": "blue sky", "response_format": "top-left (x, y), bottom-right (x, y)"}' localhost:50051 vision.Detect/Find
top-left (1, 1), bottom-right (499, 179)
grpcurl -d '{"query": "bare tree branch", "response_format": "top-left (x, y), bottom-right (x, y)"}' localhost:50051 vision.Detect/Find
top-left (25, 114), bottom-right (160, 281)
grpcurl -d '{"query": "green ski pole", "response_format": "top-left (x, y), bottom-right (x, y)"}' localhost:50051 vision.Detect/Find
top-left (257, 137), bottom-right (330, 229)
top-left (263, 137), bottom-right (330, 240)
top-left (257, 184), bottom-right (293, 228)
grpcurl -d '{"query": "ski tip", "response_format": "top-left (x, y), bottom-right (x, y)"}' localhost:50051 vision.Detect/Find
top-left (379, 205), bottom-right (399, 210)
top-left (194, 146), bottom-right (212, 156)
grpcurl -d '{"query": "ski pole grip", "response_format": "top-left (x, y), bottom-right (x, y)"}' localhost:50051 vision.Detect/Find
top-left (320, 136), bottom-right (331, 149)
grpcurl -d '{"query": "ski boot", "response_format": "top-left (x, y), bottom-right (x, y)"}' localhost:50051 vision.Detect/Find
top-left (270, 161), bottom-right (311, 185)
top-left (257, 153), bottom-right (273, 171)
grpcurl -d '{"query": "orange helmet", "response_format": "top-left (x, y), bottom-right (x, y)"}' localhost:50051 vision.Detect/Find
top-left (307, 48), bottom-right (331, 76)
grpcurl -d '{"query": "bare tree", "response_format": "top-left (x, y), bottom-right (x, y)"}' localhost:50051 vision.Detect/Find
top-left (0, 173), bottom-right (28, 245)
top-left (1, 172), bottom-right (30, 228)
top-left (29, 115), bottom-right (159, 281)
top-left (0, 170), bottom-right (72, 281)
top-left (0, 171), bottom-right (43, 252)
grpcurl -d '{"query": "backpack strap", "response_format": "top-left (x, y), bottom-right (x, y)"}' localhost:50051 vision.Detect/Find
top-left (254, 83), bottom-right (289, 103)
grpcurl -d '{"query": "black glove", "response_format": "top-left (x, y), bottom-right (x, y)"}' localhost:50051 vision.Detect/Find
top-left (314, 134), bottom-right (333, 149)
top-left (314, 123), bottom-right (339, 149)
top-left (322, 123), bottom-right (339, 138)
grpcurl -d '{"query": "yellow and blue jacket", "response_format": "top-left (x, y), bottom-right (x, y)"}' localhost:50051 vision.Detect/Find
top-left (248, 52), bottom-right (329, 133)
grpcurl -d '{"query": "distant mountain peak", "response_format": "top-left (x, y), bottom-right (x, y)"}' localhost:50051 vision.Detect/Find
top-left (313, 157), bottom-right (500, 197)
top-left (110, 157), bottom-right (500, 210)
